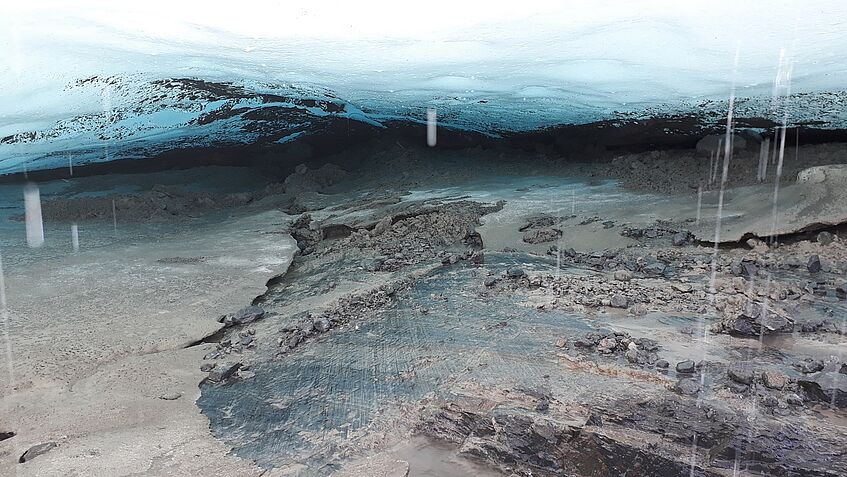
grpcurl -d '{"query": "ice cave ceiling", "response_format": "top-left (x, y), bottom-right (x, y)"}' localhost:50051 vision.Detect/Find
top-left (1, 1), bottom-right (847, 174)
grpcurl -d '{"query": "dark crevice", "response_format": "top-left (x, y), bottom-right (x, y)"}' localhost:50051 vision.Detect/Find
top-left (0, 431), bottom-right (15, 441)
top-left (694, 222), bottom-right (846, 248)
top-left (185, 327), bottom-right (228, 348)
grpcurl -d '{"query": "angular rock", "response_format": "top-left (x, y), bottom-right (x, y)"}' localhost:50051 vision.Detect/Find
top-left (484, 277), bottom-right (497, 287)
top-left (798, 372), bottom-right (847, 408)
top-left (726, 302), bottom-right (793, 337)
top-left (613, 269), bottom-right (632, 281)
top-left (676, 360), bottom-right (695, 374)
top-left (673, 378), bottom-right (700, 396)
top-left (727, 362), bottom-right (754, 385)
top-left (19, 442), bottom-right (57, 463)
top-left (227, 305), bottom-right (265, 327)
top-left (794, 358), bottom-right (825, 374)
top-left (206, 362), bottom-right (242, 383)
top-left (671, 231), bottom-right (690, 246)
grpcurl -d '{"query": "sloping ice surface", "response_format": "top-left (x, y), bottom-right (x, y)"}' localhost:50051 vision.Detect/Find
top-left (2, 1), bottom-right (847, 173)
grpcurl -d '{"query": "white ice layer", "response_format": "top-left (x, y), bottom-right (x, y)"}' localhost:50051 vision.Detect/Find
top-left (1, 0), bottom-right (847, 172)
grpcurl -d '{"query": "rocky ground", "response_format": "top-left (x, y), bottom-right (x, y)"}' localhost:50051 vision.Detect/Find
top-left (2, 138), bottom-right (846, 476)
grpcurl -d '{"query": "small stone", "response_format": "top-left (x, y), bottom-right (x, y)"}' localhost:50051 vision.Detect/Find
top-left (19, 442), bottom-right (57, 463)
top-left (610, 294), bottom-right (628, 308)
top-left (554, 338), bottom-right (567, 348)
top-left (807, 255), bottom-right (822, 273)
top-left (656, 359), bottom-right (670, 369)
top-left (676, 360), bottom-right (696, 374)
top-left (613, 270), bottom-right (632, 281)
top-left (506, 267), bottom-right (526, 279)
top-left (761, 370), bottom-right (788, 390)
top-left (625, 348), bottom-right (639, 363)
top-left (835, 283), bottom-right (847, 300)
top-left (159, 392), bottom-right (182, 401)
top-left (200, 363), bottom-right (216, 372)
top-left (817, 231), bottom-right (835, 245)
top-left (484, 277), bottom-right (497, 287)
top-left (727, 362), bottom-right (754, 385)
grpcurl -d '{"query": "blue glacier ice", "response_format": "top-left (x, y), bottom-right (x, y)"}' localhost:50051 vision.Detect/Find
top-left (1, 1), bottom-right (847, 173)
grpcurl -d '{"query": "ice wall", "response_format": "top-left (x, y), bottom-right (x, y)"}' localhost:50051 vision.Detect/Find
top-left (1, 0), bottom-right (846, 173)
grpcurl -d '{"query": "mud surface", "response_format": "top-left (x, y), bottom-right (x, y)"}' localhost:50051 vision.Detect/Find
top-left (3, 140), bottom-right (846, 476)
